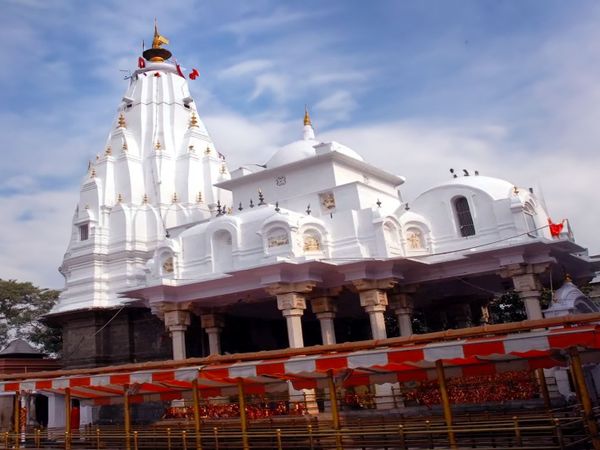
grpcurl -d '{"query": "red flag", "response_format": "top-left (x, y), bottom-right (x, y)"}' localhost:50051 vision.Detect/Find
top-left (189, 68), bottom-right (199, 80)
top-left (138, 57), bottom-right (146, 69)
top-left (548, 218), bottom-right (565, 237)
top-left (176, 64), bottom-right (185, 78)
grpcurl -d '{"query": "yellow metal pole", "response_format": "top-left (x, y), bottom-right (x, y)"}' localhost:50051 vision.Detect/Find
top-left (435, 360), bottom-right (457, 449)
top-left (536, 368), bottom-right (551, 410)
top-left (570, 348), bottom-right (600, 450)
top-left (192, 379), bottom-right (203, 450)
top-left (237, 381), bottom-right (249, 450)
top-left (123, 385), bottom-right (131, 450)
top-left (327, 371), bottom-right (343, 450)
top-left (13, 392), bottom-right (20, 450)
top-left (65, 388), bottom-right (71, 450)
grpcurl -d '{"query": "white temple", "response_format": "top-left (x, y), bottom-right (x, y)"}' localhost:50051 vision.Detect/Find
top-left (49, 26), bottom-right (599, 383)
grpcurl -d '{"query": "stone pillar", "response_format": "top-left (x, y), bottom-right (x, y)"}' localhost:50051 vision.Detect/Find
top-left (267, 282), bottom-right (316, 349)
top-left (353, 279), bottom-right (397, 409)
top-left (310, 294), bottom-right (338, 345)
top-left (267, 282), bottom-right (317, 413)
top-left (162, 307), bottom-right (191, 360)
top-left (353, 279), bottom-right (397, 340)
top-left (506, 265), bottom-right (547, 320)
top-left (201, 313), bottom-right (224, 355)
top-left (389, 292), bottom-right (414, 337)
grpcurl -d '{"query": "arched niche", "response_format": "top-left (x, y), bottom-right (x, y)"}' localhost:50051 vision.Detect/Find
top-left (212, 229), bottom-right (233, 272)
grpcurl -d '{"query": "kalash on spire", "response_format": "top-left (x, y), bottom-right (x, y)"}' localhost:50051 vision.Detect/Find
top-left (50, 23), bottom-right (231, 321)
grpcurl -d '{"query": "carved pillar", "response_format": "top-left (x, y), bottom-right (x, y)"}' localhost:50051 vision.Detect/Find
top-left (201, 314), bottom-right (224, 356)
top-left (267, 282), bottom-right (316, 349)
top-left (353, 279), bottom-right (397, 340)
top-left (389, 292), bottom-right (414, 337)
top-left (501, 264), bottom-right (548, 320)
top-left (310, 292), bottom-right (339, 345)
top-left (161, 305), bottom-right (192, 360)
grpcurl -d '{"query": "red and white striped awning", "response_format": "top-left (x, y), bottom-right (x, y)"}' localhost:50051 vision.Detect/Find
top-left (2, 325), bottom-right (599, 404)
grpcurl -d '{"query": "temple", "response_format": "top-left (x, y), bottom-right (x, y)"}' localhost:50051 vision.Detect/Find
top-left (42, 25), bottom-right (600, 413)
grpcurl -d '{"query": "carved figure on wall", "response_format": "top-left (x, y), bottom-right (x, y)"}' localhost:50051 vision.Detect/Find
top-left (268, 233), bottom-right (290, 248)
top-left (303, 234), bottom-right (321, 252)
top-left (406, 229), bottom-right (423, 250)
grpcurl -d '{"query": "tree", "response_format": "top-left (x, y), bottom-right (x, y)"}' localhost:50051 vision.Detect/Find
top-left (488, 288), bottom-right (553, 324)
top-left (0, 279), bottom-right (61, 355)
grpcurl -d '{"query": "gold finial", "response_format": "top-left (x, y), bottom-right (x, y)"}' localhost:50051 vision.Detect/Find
top-left (196, 191), bottom-right (203, 203)
top-left (189, 113), bottom-right (199, 128)
top-left (122, 140), bottom-right (128, 151)
top-left (105, 146), bottom-right (112, 156)
top-left (227, 207), bottom-right (232, 215)
top-left (205, 146), bottom-right (211, 155)
top-left (90, 168), bottom-right (96, 178)
top-left (143, 194), bottom-right (149, 204)
top-left (172, 192), bottom-right (178, 203)
top-left (220, 164), bottom-right (227, 174)
top-left (565, 273), bottom-right (573, 283)
top-left (117, 113), bottom-right (126, 128)
top-left (155, 140), bottom-right (162, 151)
top-left (304, 105), bottom-right (312, 126)
top-left (152, 19), bottom-right (169, 49)
top-left (96, 154), bottom-right (100, 161)
top-left (117, 193), bottom-right (123, 203)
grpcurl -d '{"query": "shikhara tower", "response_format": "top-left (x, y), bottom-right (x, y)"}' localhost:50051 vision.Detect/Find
top-left (49, 26), bottom-right (231, 365)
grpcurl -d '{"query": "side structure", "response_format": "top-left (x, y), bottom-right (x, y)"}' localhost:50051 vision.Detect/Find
top-left (48, 27), bottom-right (232, 368)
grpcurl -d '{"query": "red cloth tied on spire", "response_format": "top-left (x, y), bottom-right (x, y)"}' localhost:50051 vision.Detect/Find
top-left (548, 218), bottom-right (565, 237)
top-left (189, 68), bottom-right (199, 80)
top-left (176, 64), bottom-right (185, 78)
top-left (138, 57), bottom-right (146, 69)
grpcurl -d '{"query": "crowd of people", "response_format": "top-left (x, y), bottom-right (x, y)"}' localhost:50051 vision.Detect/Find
top-left (163, 400), bottom-right (307, 420)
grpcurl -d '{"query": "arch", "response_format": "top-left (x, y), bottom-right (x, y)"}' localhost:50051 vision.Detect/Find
top-left (383, 220), bottom-right (400, 248)
top-left (266, 226), bottom-right (290, 249)
top-left (453, 196), bottom-right (476, 237)
top-left (212, 229), bottom-right (233, 272)
top-left (523, 200), bottom-right (538, 235)
top-left (302, 229), bottom-right (322, 253)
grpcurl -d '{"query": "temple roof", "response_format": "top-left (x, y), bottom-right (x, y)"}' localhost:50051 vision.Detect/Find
top-left (0, 339), bottom-right (43, 357)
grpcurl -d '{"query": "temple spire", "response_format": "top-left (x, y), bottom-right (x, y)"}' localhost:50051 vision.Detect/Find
top-left (303, 105), bottom-right (315, 140)
top-left (143, 20), bottom-right (172, 62)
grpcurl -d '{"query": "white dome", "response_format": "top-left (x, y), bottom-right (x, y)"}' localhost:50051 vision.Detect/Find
top-left (328, 142), bottom-right (364, 162)
top-left (429, 175), bottom-right (515, 200)
top-left (266, 138), bottom-right (319, 168)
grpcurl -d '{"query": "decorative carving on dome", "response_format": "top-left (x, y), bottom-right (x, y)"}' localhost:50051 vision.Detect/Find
top-left (406, 228), bottom-right (424, 250)
top-left (105, 146), bottom-right (112, 156)
top-left (162, 257), bottom-right (174, 274)
top-left (205, 146), bottom-right (211, 155)
top-left (268, 233), bottom-right (290, 248)
top-left (319, 192), bottom-right (336, 211)
top-left (155, 140), bottom-right (162, 151)
top-left (303, 234), bottom-right (321, 252)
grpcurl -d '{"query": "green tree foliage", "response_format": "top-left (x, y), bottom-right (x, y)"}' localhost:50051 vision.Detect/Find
top-left (488, 288), bottom-right (553, 324)
top-left (0, 279), bottom-right (61, 355)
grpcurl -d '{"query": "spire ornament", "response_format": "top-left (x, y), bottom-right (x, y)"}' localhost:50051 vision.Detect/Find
top-left (105, 146), bottom-right (112, 156)
top-left (189, 113), bottom-right (199, 129)
top-left (155, 140), bottom-right (162, 151)
top-left (143, 194), bottom-right (149, 204)
top-left (196, 192), bottom-right (203, 203)
top-left (117, 113), bottom-right (126, 129)
top-left (304, 105), bottom-right (312, 126)
top-left (142, 19), bottom-right (172, 62)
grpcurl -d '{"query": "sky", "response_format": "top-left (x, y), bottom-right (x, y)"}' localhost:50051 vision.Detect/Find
top-left (1, 0), bottom-right (599, 289)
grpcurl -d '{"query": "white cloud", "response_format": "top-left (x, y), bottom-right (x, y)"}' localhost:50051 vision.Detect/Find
top-left (219, 59), bottom-right (274, 79)
top-left (315, 90), bottom-right (358, 122)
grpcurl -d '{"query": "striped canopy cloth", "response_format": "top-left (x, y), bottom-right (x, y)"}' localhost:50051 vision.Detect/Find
top-left (1, 325), bottom-right (598, 404)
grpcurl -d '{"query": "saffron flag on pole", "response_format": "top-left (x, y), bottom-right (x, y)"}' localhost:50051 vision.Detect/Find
top-left (189, 69), bottom-right (200, 80)
top-left (175, 64), bottom-right (185, 78)
top-left (138, 57), bottom-right (146, 69)
top-left (548, 218), bottom-right (565, 237)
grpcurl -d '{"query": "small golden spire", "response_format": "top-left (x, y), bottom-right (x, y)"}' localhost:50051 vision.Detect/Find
top-left (172, 192), bottom-right (178, 203)
top-left (105, 146), bottom-right (112, 156)
top-left (117, 193), bottom-right (123, 203)
top-left (205, 146), bottom-right (211, 155)
top-left (304, 105), bottom-right (312, 126)
top-left (152, 19), bottom-right (169, 49)
top-left (196, 191), bottom-right (203, 203)
top-left (122, 140), bottom-right (128, 151)
top-left (90, 168), bottom-right (96, 178)
top-left (117, 113), bottom-right (127, 128)
top-left (189, 113), bottom-right (199, 128)
top-left (143, 194), bottom-right (149, 204)
top-left (220, 164), bottom-right (227, 174)
top-left (188, 144), bottom-right (195, 153)
top-left (155, 140), bottom-right (162, 151)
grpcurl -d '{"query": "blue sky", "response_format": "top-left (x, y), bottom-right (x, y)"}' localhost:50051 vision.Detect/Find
top-left (1, 0), bottom-right (599, 288)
